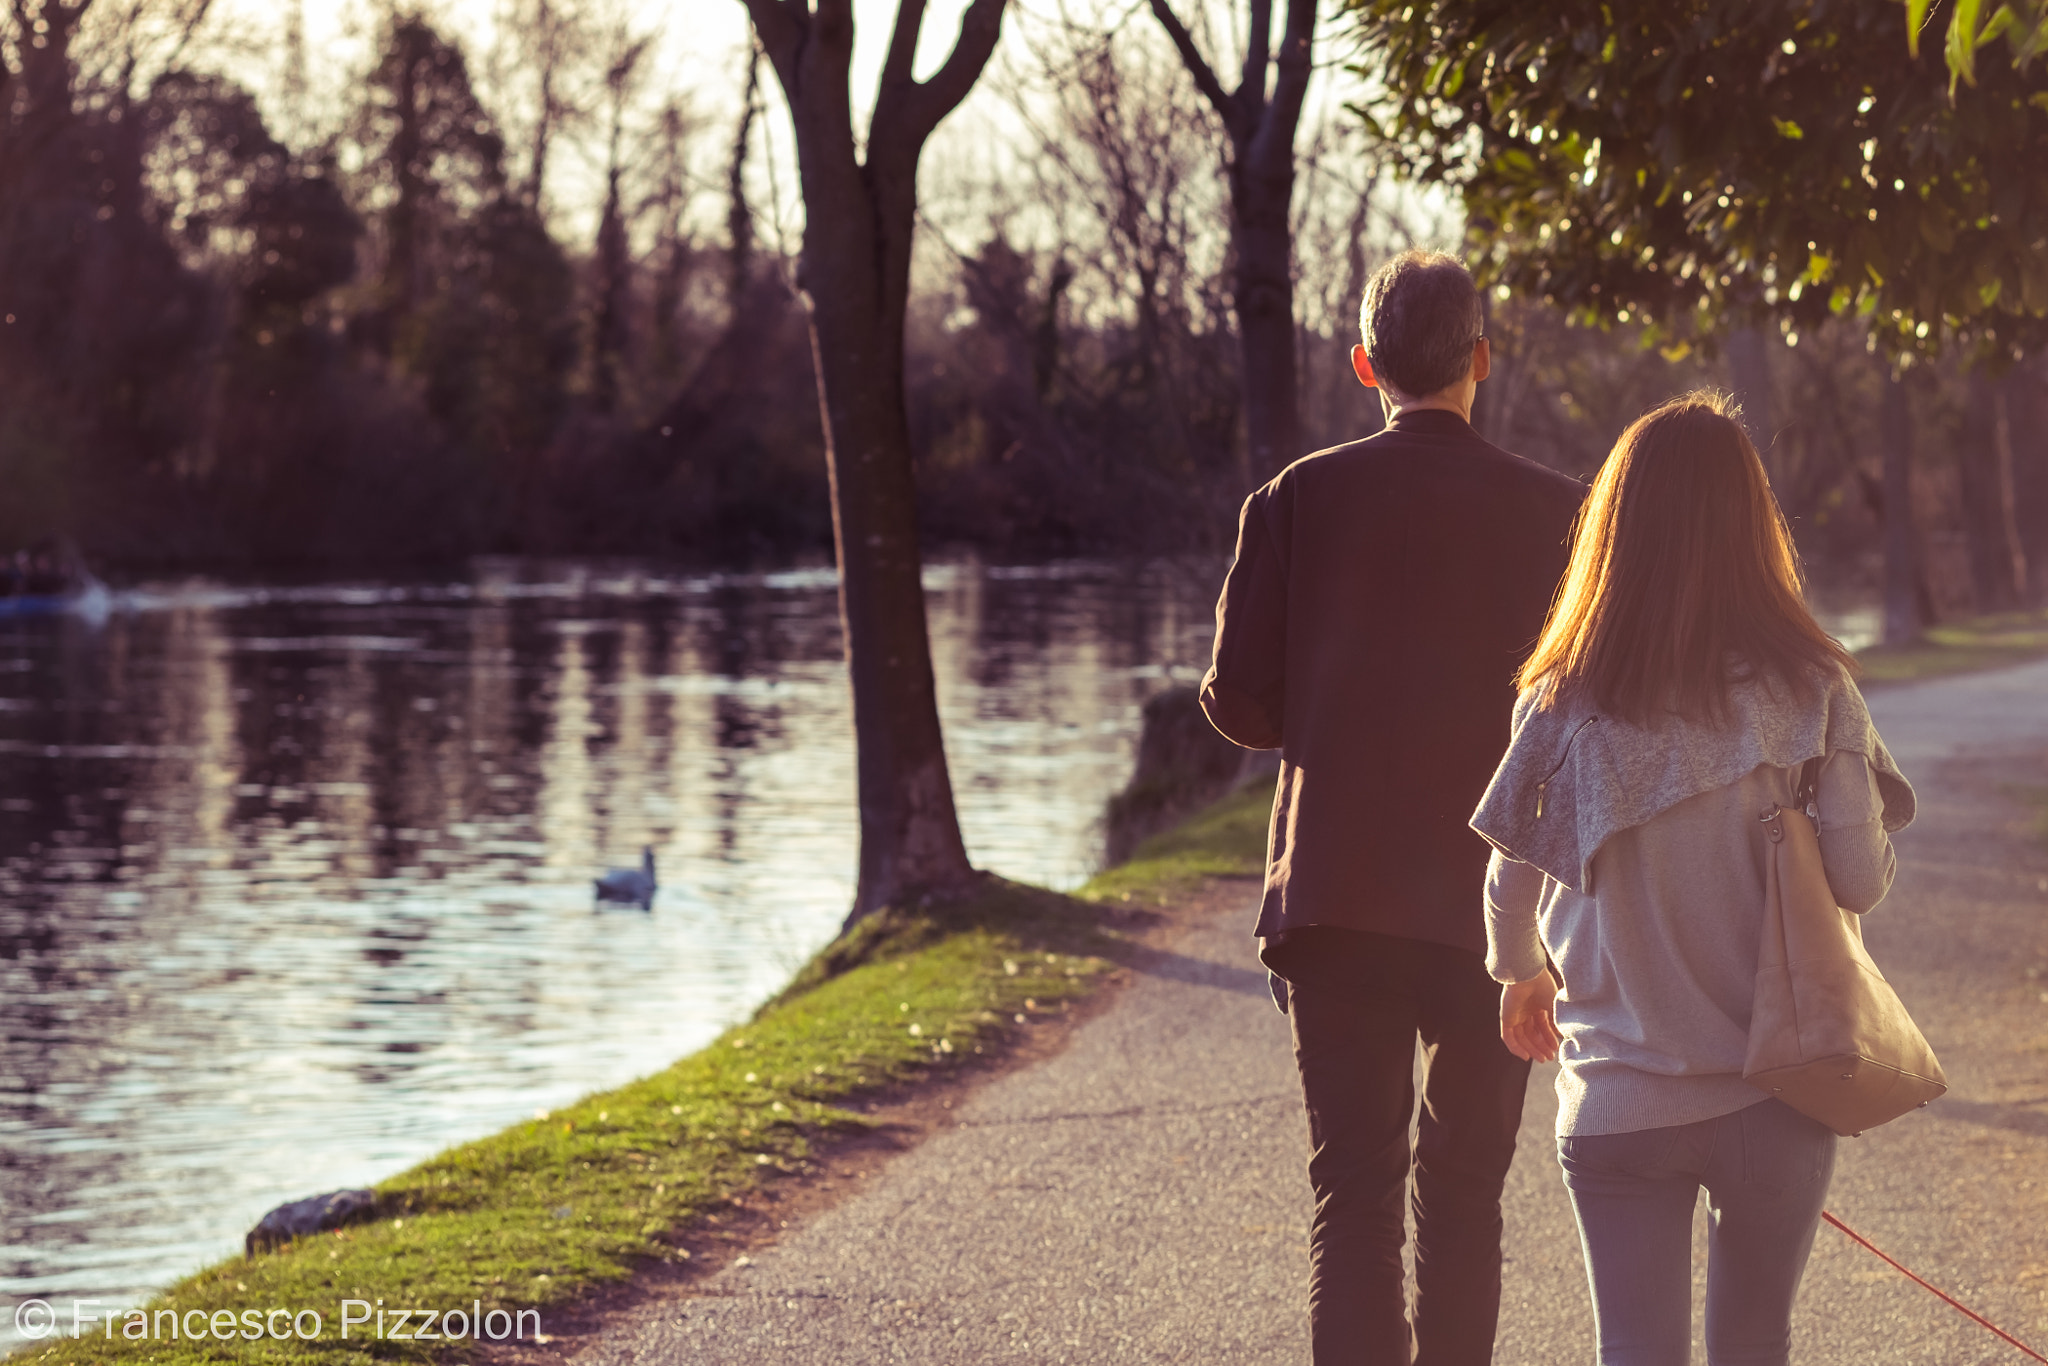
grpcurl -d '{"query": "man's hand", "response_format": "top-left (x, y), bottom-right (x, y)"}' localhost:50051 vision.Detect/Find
top-left (1499, 973), bottom-right (1562, 1063)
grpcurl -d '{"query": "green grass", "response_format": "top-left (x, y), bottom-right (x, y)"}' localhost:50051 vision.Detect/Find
top-left (19, 787), bottom-right (1273, 1366)
top-left (2014, 783), bottom-right (2048, 850)
top-left (1074, 783), bottom-right (1270, 906)
top-left (1854, 607), bottom-right (2048, 685)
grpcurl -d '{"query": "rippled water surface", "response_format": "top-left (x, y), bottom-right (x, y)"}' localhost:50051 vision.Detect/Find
top-left (0, 557), bottom-right (1222, 1342)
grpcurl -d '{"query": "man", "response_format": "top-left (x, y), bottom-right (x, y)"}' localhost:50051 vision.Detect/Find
top-left (1201, 251), bottom-right (1584, 1364)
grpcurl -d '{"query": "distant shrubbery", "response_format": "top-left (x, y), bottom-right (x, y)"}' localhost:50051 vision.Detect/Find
top-left (0, 5), bottom-right (1248, 567)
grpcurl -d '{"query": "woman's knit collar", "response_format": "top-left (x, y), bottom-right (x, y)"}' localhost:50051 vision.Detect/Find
top-left (1469, 666), bottom-right (1915, 893)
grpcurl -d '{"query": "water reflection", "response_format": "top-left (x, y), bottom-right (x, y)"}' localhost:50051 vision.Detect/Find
top-left (0, 557), bottom-right (1220, 1345)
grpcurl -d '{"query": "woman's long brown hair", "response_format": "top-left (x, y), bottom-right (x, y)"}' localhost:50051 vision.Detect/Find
top-left (1518, 390), bottom-right (1855, 721)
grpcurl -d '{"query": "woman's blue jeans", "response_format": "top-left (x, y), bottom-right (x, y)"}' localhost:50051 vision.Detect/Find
top-left (1557, 1099), bottom-right (1836, 1366)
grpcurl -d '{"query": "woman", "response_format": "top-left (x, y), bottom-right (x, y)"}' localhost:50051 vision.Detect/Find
top-left (1470, 391), bottom-right (1915, 1365)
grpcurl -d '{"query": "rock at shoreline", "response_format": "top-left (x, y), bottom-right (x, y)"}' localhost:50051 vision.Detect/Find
top-left (245, 1188), bottom-right (377, 1256)
top-left (1104, 685), bottom-right (1249, 866)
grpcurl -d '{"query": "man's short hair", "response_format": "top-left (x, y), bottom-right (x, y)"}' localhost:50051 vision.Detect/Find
top-left (1359, 250), bottom-right (1485, 399)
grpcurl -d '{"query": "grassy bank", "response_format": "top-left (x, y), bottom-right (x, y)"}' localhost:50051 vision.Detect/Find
top-left (1854, 607), bottom-right (2048, 685)
top-left (1081, 781), bottom-right (1271, 906)
top-left (2015, 783), bottom-right (2048, 850)
top-left (18, 788), bottom-right (1271, 1366)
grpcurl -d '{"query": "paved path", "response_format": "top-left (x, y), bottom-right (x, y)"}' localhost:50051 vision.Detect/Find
top-left (585, 658), bottom-right (2048, 1364)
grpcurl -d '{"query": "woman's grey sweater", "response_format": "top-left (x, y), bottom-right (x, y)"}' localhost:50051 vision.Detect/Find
top-left (1479, 676), bottom-right (1911, 1137)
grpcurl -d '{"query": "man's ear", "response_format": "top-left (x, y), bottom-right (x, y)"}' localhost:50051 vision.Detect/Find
top-left (1472, 336), bottom-right (1492, 384)
top-left (1352, 344), bottom-right (1377, 389)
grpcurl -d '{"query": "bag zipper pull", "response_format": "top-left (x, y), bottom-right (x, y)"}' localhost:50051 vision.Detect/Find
top-left (1536, 781), bottom-right (1549, 818)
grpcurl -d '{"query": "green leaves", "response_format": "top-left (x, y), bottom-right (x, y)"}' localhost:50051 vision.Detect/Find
top-left (1925, 0), bottom-right (2048, 90)
top-left (2022, 245), bottom-right (2048, 312)
top-left (1346, 0), bottom-right (2048, 363)
top-left (1906, 0), bottom-right (1934, 57)
top-left (2016, 2), bottom-right (2048, 64)
top-left (1946, 0), bottom-right (1987, 91)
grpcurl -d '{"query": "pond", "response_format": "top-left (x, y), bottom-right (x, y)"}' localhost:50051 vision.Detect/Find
top-left (0, 557), bottom-right (1221, 1347)
top-left (0, 554), bottom-right (1878, 1346)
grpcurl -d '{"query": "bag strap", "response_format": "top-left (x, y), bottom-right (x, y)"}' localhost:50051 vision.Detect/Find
top-left (1795, 755), bottom-right (1821, 813)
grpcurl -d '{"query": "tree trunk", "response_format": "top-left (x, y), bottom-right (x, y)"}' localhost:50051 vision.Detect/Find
top-left (1149, 0), bottom-right (1313, 490)
top-left (801, 152), bottom-right (973, 919)
top-left (2004, 357), bottom-right (2048, 602)
top-left (745, 0), bottom-right (1001, 925)
top-left (1031, 258), bottom-right (1071, 401)
top-left (1880, 369), bottom-right (1919, 646)
top-left (727, 50), bottom-right (759, 311)
top-left (590, 165), bottom-right (628, 414)
top-left (525, 0), bottom-right (560, 210)
top-left (385, 37), bottom-right (426, 319)
top-left (1960, 370), bottom-right (2029, 612)
top-left (1229, 145), bottom-right (1301, 487)
top-left (1726, 326), bottom-right (1777, 482)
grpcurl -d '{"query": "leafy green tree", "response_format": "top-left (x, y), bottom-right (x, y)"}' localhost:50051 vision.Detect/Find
top-left (357, 15), bottom-right (509, 329)
top-left (354, 13), bottom-right (574, 522)
top-left (1346, 0), bottom-right (2048, 362)
top-left (140, 70), bottom-right (360, 330)
top-left (238, 167), bottom-right (360, 325)
top-left (0, 0), bottom-right (211, 499)
top-left (139, 68), bottom-right (362, 495)
top-left (1348, 0), bottom-right (2048, 634)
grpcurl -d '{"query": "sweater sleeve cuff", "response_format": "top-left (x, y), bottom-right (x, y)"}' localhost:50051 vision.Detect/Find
top-left (1484, 851), bottom-right (1549, 984)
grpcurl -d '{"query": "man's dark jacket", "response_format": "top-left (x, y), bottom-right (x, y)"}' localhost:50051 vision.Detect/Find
top-left (1201, 407), bottom-right (1585, 956)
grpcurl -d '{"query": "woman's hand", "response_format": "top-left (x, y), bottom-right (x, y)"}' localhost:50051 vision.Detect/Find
top-left (1500, 972), bottom-right (1562, 1063)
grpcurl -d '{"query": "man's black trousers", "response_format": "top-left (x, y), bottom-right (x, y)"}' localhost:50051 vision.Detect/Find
top-left (1266, 926), bottom-right (1531, 1366)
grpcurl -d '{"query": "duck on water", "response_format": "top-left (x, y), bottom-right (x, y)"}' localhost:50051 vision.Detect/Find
top-left (594, 847), bottom-right (657, 910)
top-left (0, 538), bottom-right (110, 621)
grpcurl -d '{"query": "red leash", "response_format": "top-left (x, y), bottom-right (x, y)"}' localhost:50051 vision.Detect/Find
top-left (1822, 1211), bottom-right (2048, 1363)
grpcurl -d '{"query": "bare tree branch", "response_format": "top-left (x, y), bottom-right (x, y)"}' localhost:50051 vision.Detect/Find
top-left (877, 0), bottom-right (927, 102)
top-left (1248, 0), bottom-right (1312, 171)
top-left (1240, 0), bottom-right (1270, 120)
top-left (152, 0), bottom-right (212, 80)
top-left (738, 0), bottom-right (806, 96)
top-left (514, 0), bottom-right (594, 213)
top-left (893, 0), bottom-right (1005, 148)
top-left (1146, 0), bottom-right (1233, 128)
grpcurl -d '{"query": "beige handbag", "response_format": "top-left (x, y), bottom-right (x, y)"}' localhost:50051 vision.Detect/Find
top-left (1743, 763), bottom-right (1946, 1136)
